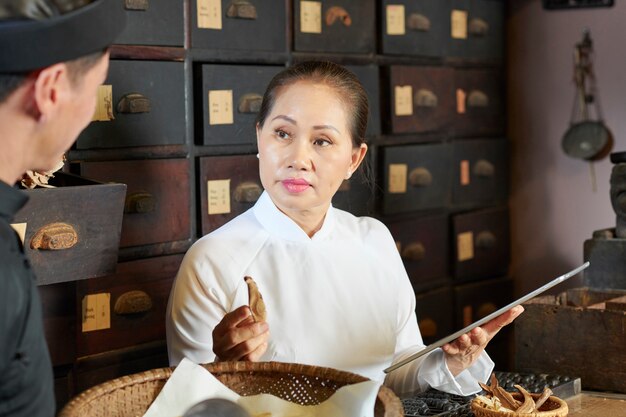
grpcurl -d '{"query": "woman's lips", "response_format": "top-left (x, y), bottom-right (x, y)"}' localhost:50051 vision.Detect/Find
top-left (281, 178), bottom-right (311, 193)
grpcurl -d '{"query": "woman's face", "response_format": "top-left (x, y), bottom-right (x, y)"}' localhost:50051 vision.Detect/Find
top-left (256, 81), bottom-right (367, 217)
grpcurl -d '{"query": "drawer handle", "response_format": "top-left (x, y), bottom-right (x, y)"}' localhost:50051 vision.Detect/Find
top-left (226, 1), bottom-right (257, 20)
top-left (476, 302), bottom-right (497, 319)
top-left (325, 6), bottom-right (352, 27)
top-left (117, 93), bottom-right (151, 114)
top-left (414, 89), bottom-right (438, 108)
top-left (469, 18), bottom-right (489, 37)
top-left (418, 317), bottom-right (438, 338)
top-left (124, 0), bottom-right (148, 11)
top-left (407, 13), bottom-right (430, 32)
top-left (467, 90), bottom-right (489, 108)
top-left (234, 182), bottom-right (263, 203)
top-left (238, 93), bottom-right (263, 114)
top-left (475, 231), bottom-right (496, 250)
top-left (402, 242), bottom-right (426, 261)
top-left (473, 159), bottom-right (495, 178)
top-left (114, 290), bottom-right (153, 315)
top-left (408, 167), bottom-right (433, 187)
top-left (124, 191), bottom-right (156, 214)
top-left (30, 222), bottom-right (78, 250)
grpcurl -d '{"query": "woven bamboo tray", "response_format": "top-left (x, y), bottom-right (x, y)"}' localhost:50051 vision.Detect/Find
top-left (471, 392), bottom-right (569, 417)
top-left (59, 361), bottom-right (404, 417)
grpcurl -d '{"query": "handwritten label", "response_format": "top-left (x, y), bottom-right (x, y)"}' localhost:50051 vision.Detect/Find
top-left (388, 164), bottom-right (408, 194)
top-left (460, 160), bottom-right (470, 186)
top-left (10, 223), bottom-right (27, 245)
top-left (92, 85), bottom-right (114, 121)
top-left (82, 293), bottom-right (111, 333)
top-left (456, 88), bottom-right (467, 114)
top-left (386, 5), bottom-right (406, 35)
top-left (300, 1), bottom-right (322, 34)
top-left (451, 9), bottom-right (468, 39)
top-left (197, 0), bottom-right (222, 29)
top-left (394, 85), bottom-right (413, 116)
top-left (208, 90), bottom-right (234, 125)
top-left (457, 231), bottom-right (474, 262)
top-left (208, 179), bottom-right (231, 215)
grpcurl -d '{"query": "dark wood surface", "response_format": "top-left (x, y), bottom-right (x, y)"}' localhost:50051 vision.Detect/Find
top-left (567, 392), bottom-right (626, 417)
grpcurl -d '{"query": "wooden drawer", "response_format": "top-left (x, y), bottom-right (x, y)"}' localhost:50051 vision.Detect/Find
top-left (345, 65), bottom-right (381, 137)
top-left (191, 0), bottom-right (286, 52)
top-left (77, 60), bottom-right (186, 149)
top-left (452, 206), bottom-right (510, 281)
top-left (451, 139), bottom-right (508, 208)
top-left (76, 255), bottom-right (182, 357)
top-left (453, 68), bottom-right (504, 138)
top-left (415, 286), bottom-right (454, 346)
top-left (115, 0), bottom-right (183, 46)
top-left (199, 155), bottom-right (262, 235)
top-left (81, 159), bottom-right (191, 248)
top-left (384, 66), bottom-right (454, 135)
top-left (387, 215), bottom-right (449, 293)
top-left (332, 170), bottom-right (374, 217)
top-left (293, 0), bottom-right (375, 54)
top-left (448, 0), bottom-right (504, 63)
top-left (13, 173), bottom-right (125, 286)
top-left (381, 143), bottom-right (452, 215)
top-left (198, 64), bottom-right (283, 147)
top-left (39, 282), bottom-right (77, 366)
top-left (381, 0), bottom-right (450, 58)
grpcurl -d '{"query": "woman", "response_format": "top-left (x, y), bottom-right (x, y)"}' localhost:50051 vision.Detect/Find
top-left (166, 61), bottom-right (522, 397)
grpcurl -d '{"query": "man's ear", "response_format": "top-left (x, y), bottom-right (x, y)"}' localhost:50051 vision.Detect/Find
top-left (32, 63), bottom-right (69, 122)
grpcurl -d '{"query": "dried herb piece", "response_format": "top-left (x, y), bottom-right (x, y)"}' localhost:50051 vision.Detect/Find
top-left (514, 384), bottom-right (536, 413)
top-left (534, 387), bottom-right (553, 411)
top-left (244, 276), bottom-right (267, 322)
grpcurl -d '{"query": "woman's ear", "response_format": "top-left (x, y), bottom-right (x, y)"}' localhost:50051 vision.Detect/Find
top-left (256, 122), bottom-right (262, 151)
top-left (348, 143), bottom-right (368, 177)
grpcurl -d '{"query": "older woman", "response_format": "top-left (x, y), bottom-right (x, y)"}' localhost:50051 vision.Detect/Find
top-left (166, 61), bottom-right (522, 398)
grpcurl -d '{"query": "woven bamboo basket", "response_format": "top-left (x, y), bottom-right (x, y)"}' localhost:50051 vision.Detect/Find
top-left (59, 361), bottom-right (404, 417)
top-left (471, 392), bottom-right (569, 417)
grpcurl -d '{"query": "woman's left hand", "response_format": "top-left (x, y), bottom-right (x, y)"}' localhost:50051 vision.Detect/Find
top-left (442, 305), bottom-right (524, 376)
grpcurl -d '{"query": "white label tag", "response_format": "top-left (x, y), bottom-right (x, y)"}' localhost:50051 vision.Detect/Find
top-left (301, 1), bottom-right (322, 34)
top-left (386, 5), bottom-right (406, 35)
top-left (208, 179), bottom-right (231, 215)
top-left (92, 85), bottom-right (114, 122)
top-left (457, 231), bottom-right (474, 262)
top-left (208, 90), bottom-right (234, 125)
top-left (388, 164), bottom-right (408, 194)
top-left (10, 223), bottom-right (27, 245)
top-left (394, 85), bottom-right (413, 116)
top-left (197, 0), bottom-right (222, 29)
top-left (82, 293), bottom-right (111, 333)
top-left (451, 9), bottom-right (468, 39)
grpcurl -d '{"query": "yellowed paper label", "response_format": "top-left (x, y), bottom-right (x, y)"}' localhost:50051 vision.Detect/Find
top-left (388, 164), bottom-right (408, 194)
top-left (386, 5), bottom-right (406, 35)
top-left (82, 293), bottom-right (111, 333)
top-left (197, 0), bottom-right (222, 29)
top-left (10, 223), bottom-right (27, 245)
top-left (456, 88), bottom-right (467, 114)
top-left (460, 160), bottom-right (470, 186)
top-left (208, 90), bottom-right (234, 125)
top-left (394, 85), bottom-right (413, 116)
top-left (92, 85), bottom-right (113, 122)
top-left (208, 179), bottom-right (231, 215)
top-left (300, 1), bottom-right (322, 34)
top-left (451, 9), bottom-right (468, 39)
top-left (457, 231), bottom-right (474, 262)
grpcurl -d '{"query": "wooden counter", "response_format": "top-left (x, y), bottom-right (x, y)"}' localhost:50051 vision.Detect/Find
top-left (566, 391), bottom-right (626, 416)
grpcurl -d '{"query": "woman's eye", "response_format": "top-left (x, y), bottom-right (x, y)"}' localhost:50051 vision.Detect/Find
top-left (314, 138), bottom-right (332, 147)
top-left (275, 129), bottom-right (290, 139)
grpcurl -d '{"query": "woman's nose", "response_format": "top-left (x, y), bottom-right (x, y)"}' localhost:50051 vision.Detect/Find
top-left (287, 141), bottom-right (312, 171)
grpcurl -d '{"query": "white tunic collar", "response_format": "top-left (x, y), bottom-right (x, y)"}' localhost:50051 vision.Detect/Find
top-left (252, 191), bottom-right (335, 242)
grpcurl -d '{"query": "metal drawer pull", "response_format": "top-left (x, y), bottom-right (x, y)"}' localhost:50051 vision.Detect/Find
top-left (114, 290), bottom-right (153, 315)
top-left (407, 13), bottom-right (430, 32)
top-left (234, 182), bottom-right (263, 203)
top-left (469, 18), bottom-right (489, 37)
top-left (476, 231), bottom-right (496, 250)
top-left (419, 317), bottom-right (438, 338)
top-left (325, 6), bottom-right (352, 27)
top-left (238, 93), bottom-right (263, 113)
top-left (124, 0), bottom-right (148, 11)
top-left (226, 1), bottom-right (257, 20)
top-left (468, 90), bottom-right (489, 107)
top-left (124, 191), bottom-right (156, 214)
top-left (402, 242), bottom-right (426, 261)
top-left (409, 167), bottom-right (433, 187)
top-left (30, 222), bottom-right (78, 250)
top-left (414, 89), bottom-right (438, 108)
top-left (473, 159), bottom-right (495, 178)
top-left (117, 93), bottom-right (151, 114)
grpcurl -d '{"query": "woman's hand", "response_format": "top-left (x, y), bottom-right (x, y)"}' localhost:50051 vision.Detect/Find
top-left (212, 305), bottom-right (270, 362)
top-left (442, 305), bottom-right (524, 376)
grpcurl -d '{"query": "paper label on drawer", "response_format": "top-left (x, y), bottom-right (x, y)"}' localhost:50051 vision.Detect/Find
top-left (456, 88), bottom-right (467, 114)
top-left (10, 223), bottom-right (27, 245)
top-left (460, 160), bottom-right (470, 185)
top-left (386, 5), bottom-right (406, 35)
top-left (394, 85), bottom-right (413, 116)
top-left (208, 90), bottom-right (234, 125)
top-left (388, 163), bottom-right (408, 194)
top-left (92, 85), bottom-right (113, 122)
top-left (208, 179), bottom-right (231, 215)
top-left (300, 1), bottom-right (322, 34)
top-left (197, 0), bottom-right (222, 30)
top-left (82, 293), bottom-right (111, 333)
top-left (457, 231), bottom-right (474, 262)
top-left (451, 9), bottom-right (468, 39)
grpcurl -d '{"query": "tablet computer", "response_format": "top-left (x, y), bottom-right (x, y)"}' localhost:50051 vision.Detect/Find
top-left (383, 261), bottom-right (590, 374)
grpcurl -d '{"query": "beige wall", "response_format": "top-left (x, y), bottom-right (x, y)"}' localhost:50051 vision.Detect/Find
top-left (507, 1), bottom-right (625, 294)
